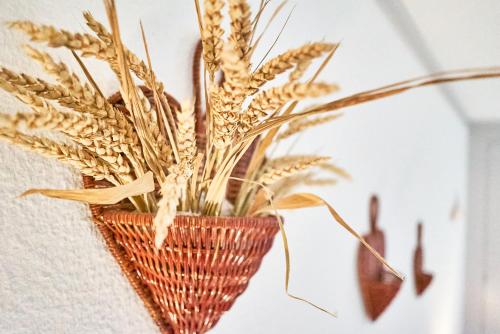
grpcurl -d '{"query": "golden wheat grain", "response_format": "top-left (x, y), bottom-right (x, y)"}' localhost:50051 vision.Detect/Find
top-left (210, 43), bottom-right (250, 148)
top-left (302, 176), bottom-right (338, 186)
top-left (136, 88), bottom-right (173, 168)
top-left (0, 74), bottom-right (125, 149)
top-left (154, 164), bottom-right (192, 248)
top-left (11, 20), bottom-right (162, 91)
top-left (0, 67), bottom-right (145, 171)
top-left (9, 21), bottom-right (112, 58)
top-left (202, 0), bottom-right (225, 79)
top-left (0, 78), bottom-right (137, 181)
top-left (318, 162), bottom-right (351, 180)
top-left (240, 82), bottom-right (339, 133)
top-left (24, 45), bottom-right (94, 100)
top-left (277, 113), bottom-right (342, 141)
top-left (83, 11), bottom-right (112, 45)
top-left (289, 59), bottom-right (312, 81)
top-left (228, 0), bottom-right (252, 60)
top-left (177, 102), bottom-right (197, 162)
top-left (84, 12), bottom-right (164, 92)
top-left (257, 156), bottom-right (330, 186)
top-left (249, 42), bottom-right (336, 93)
top-left (0, 127), bottom-right (119, 184)
top-left (3, 109), bottom-right (134, 178)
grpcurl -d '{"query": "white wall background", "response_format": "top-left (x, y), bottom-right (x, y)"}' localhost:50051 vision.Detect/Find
top-left (0, 1), bottom-right (469, 333)
top-left (465, 124), bottom-right (500, 334)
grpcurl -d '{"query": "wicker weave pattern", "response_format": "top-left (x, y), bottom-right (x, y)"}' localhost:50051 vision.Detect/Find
top-left (102, 211), bottom-right (278, 334)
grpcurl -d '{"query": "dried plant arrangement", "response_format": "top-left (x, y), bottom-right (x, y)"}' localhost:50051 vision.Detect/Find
top-left (1, 0), bottom-right (499, 333)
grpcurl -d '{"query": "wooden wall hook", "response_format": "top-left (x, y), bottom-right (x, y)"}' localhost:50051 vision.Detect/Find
top-left (357, 195), bottom-right (402, 321)
top-left (414, 222), bottom-right (433, 296)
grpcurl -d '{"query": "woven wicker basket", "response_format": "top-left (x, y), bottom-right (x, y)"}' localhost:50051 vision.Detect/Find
top-left (83, 177), bottom-right (279, 334)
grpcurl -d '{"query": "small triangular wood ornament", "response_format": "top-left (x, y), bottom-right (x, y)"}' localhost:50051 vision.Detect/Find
top-left (358, 195), bottom-right (402, 321)
top-left (414, 223), bottom-right (433, 296)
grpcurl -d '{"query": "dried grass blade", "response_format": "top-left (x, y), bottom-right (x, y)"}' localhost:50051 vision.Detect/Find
top-left (20, 171), bottom-right (154, 204)
top-left (249, 0), bottom-right (288, 57)
top-left (261, 192), bottom-right (403, 279)
top-left (243, 69), bottom-right (500, 143)
top-left (254, 6), bottom-right (294, 71)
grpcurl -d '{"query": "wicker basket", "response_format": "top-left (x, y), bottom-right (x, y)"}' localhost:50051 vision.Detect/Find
top-left (83, 177), bottom-right (279, 334)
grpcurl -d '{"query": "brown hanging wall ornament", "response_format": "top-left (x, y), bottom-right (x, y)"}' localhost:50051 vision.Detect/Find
top-left (81, 77), bottom-right (280, 333)
top-left (357, 195), bottom-right (402, 321)
top-left (414, 223), bottom-right (433, 296)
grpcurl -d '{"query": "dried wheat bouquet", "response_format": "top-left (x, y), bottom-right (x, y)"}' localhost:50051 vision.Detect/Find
top-left (0, 0), bottom-right (499, 280)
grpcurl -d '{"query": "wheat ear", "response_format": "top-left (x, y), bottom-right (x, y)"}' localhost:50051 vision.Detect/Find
top-left (249, 43), bottom-right (336, 93)
top-left (258, 156), bottom-right (330, 186)
top-left (177, 101), bottom-right (197, 163)
top-left (211, 42), bottom-right (250, 148)
top-left (23, 45), bottom-right (94, 100)
top-left (318, 162), bottom-right (352, 180)
top-left (154, 164), bottom-right (192, 248)
top-left (0, 127), bottom-right (119, 184)
top-left (0, 73), bottom-right (140, 168)
top-left (0, 67), bottom-right (145, 171)
top-left (228, 0), bottom-right (252, 60)
top-left (10, 20), bottom-right (162, 91)
top-left (277, 113), bottom-right (342, 141)
top-left (289, 59), bottom-right (312, 81)
top-left (240, 82), bottom-right (339, 133)
top-left (202, 0), bottom-right (225, 80)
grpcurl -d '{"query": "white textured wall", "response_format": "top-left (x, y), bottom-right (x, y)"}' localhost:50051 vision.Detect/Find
top-left (0, 1), bottom-right (468, 333)
top-left (465, 124), bottom-right (500, 334)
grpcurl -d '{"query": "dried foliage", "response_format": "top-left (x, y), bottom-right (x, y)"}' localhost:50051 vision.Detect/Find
top-left (2, 0), bottom-right (500, 251)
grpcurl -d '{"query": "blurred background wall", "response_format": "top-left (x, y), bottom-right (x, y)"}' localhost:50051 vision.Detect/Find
top-left (1, 0), bottom-right (497, 333)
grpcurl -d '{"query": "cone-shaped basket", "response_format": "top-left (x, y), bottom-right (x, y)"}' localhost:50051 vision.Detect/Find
top-left (414, 223), bottom-right (433, 296)
top-left (83, 177), bottom-right (279, 334)
top-left (357, 195), bottom-right (402, 321)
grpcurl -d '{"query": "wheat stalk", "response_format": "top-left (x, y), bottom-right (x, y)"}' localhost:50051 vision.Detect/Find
top-left (0, 127), bottom-right (119, 184)
top-left (202, 0), bottom-right (225, 79)
top-left (228, 0), bottom-right (252, 60)
top-left (257, 156), bottom-right (330, 186)
top-left (249, 43), bottom-right (336, 93)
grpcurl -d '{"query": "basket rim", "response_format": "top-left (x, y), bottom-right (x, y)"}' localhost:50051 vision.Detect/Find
top-left (102, 210), bottom-right (279, 229)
